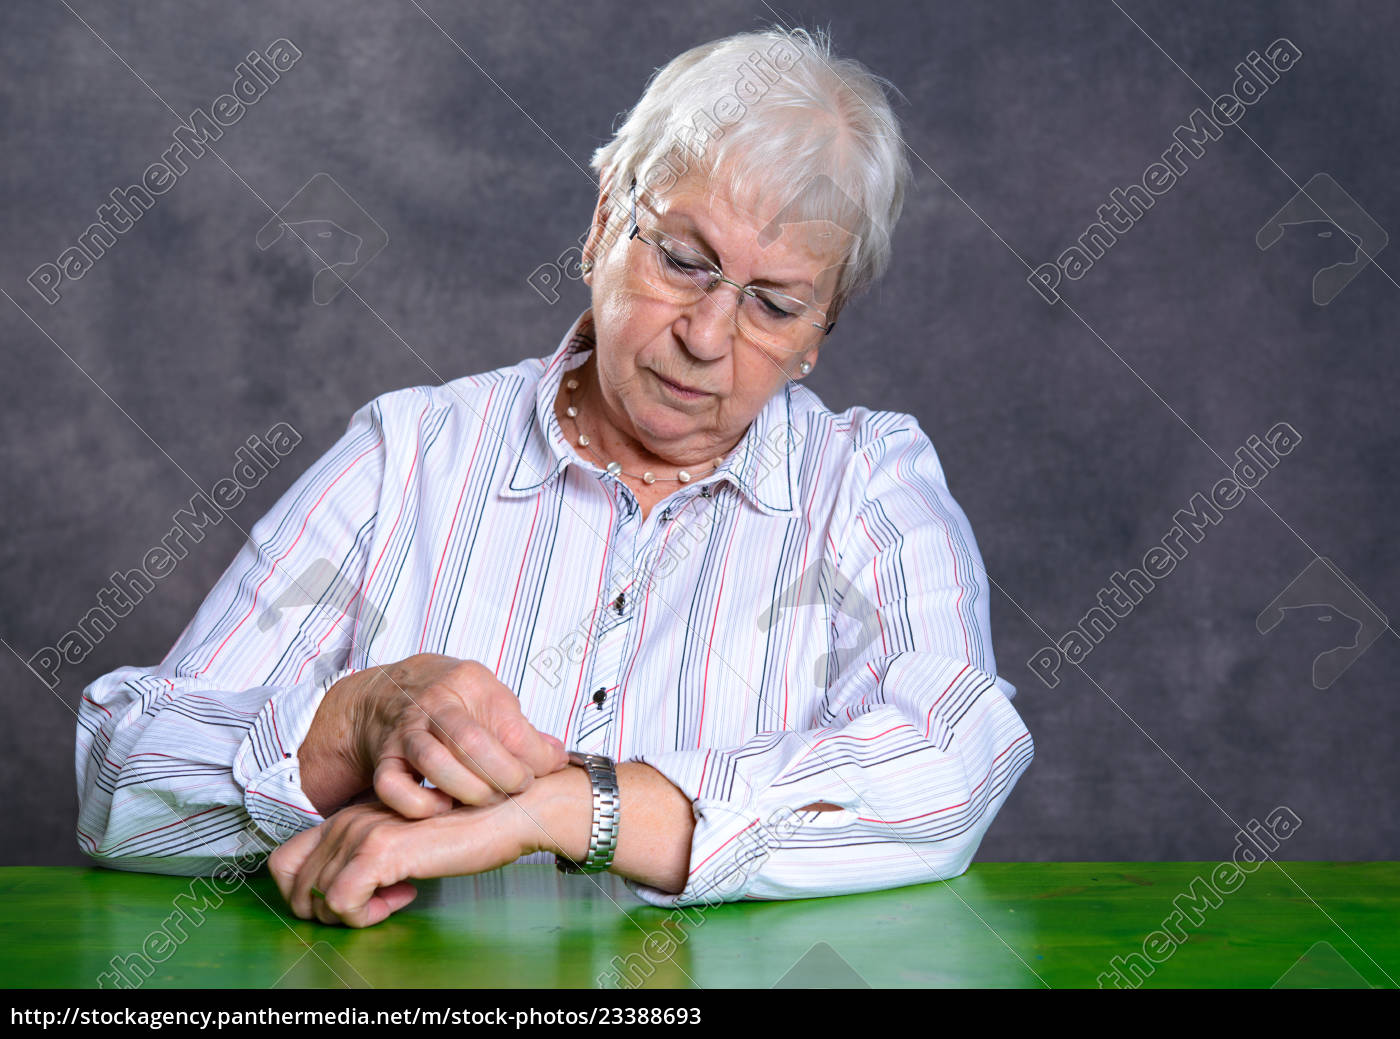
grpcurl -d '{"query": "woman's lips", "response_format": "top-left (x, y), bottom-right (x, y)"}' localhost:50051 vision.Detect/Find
top-left (654, 371), bottom-right (710, 399)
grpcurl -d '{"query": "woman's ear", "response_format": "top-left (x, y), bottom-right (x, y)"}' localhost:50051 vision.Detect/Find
top-left (580, 172), bottom-right (621, 279)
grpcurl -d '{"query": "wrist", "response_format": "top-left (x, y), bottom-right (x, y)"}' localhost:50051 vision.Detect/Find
top-left (515, 760), bottom-right (593, 860)
top-left (553, 752), bottom-right (621, 874)
top-left (298, 669), bottom-right (372, 815)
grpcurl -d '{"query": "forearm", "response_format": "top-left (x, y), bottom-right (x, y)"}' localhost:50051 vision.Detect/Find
top-left (528, 761), bottom-right (695, 894)
top-left (77, 672), bottom-right (329, 872)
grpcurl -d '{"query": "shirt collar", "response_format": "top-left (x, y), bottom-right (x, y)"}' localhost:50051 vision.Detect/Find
top-left (504, 308), bottom-right (800, 517)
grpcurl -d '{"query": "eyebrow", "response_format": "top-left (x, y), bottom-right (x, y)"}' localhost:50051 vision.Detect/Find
top-left (653, 209), bottom-right (813, 294)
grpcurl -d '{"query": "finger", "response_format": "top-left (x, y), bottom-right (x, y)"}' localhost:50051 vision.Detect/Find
top-left (335, 881), bottom-right (418, 929)
top-left (311, 884), bottom-right (342, 927)
top-left (495, 715), bottom-right (570, 777)
top-left (269, 825), bottom-right (326, 917)
top-left (423, 719), bottom-right (531, 798)
top-left (323, 849), bottom-right (413, 928)
top-left (401, 725), bottom-right (502, 802)
top-left (293, 841), bottom-right (343, 922)
top-left (424, 701), bottom-right (533, 792)
top-left (306, 832), bottom-right (373, 926)
top-left (373, 753), bottom-right (458, 819)
top-left (368, 881), bottom-right (420, 925)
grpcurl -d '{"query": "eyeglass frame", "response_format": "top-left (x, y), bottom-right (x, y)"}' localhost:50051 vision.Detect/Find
top-left (623, 177), bottom-right (838, 343)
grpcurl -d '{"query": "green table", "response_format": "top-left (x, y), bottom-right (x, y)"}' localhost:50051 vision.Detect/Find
top-left (1, 864), bottom-right (1394, 988)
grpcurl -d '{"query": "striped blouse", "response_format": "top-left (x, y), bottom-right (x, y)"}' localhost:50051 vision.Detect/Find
top-left (75, 307), bottom-right (1033, 908)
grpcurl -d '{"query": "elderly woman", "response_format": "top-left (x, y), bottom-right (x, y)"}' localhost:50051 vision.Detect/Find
top-left (75, 25), bottom-right (1032, 927)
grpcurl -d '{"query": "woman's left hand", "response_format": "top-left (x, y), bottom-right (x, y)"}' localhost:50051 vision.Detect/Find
top-left (268, 794), bottom-right (540, 927)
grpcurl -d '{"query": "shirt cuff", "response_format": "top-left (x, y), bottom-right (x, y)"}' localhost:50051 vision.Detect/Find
top-left (624, 798), bottom-right (769, 907)
top-left (622, 748), bottom-right (820, 909)
top-left (231, 667), bottom-right (355, 848)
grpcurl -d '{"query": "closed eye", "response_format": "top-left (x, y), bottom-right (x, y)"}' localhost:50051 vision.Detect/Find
top-left (754, 292), bottom-right (798, 319)
top-left (663, 250), bottom-right (706, 273)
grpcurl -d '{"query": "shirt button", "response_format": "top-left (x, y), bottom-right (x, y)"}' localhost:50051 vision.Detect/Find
top-left (592, 688), bottom-right (607, 709)
top-left (700, 486), bottom-right (713, 498)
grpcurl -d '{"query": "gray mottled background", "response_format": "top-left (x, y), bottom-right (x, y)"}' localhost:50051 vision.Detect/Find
top-left (2, 0), bottom-right (1395, 868)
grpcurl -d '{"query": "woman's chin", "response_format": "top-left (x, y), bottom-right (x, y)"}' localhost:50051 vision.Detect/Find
top-left (628, 410), bottom-right (704, 456)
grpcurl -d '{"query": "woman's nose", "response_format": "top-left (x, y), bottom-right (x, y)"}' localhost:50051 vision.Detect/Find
top-left (677, 283), bottom-right (743, 358)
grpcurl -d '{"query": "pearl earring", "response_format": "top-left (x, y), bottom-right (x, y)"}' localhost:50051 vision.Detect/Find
top-left (798, 361), bottom-right (811, 375)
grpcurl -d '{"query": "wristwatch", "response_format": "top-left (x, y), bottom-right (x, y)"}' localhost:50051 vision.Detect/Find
top-left (555, 751), bottom-right (621, 874)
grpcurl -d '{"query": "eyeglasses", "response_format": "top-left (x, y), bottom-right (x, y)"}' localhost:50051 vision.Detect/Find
top-left (625, 178), bottom-right (835, 356)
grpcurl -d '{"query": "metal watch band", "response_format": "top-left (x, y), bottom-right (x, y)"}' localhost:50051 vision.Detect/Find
top-left (555, 751), bottom-right (620, 874)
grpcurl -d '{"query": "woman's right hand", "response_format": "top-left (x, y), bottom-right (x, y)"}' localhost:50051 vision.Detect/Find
top-left (298, 654), bottom-right (569, 819)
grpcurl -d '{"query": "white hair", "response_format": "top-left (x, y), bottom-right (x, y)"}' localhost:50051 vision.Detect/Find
top-left (589, 24), bottom-right (912, 314)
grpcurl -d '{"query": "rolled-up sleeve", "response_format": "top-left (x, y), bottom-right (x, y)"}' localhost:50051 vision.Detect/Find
top-left (74, 399), bottom-right (387, 875)
top-left (626, 424), bottom-right (1033, 907)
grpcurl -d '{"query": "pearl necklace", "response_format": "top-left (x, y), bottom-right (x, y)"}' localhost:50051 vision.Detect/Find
top-left (561, 372), bottom-right (725, 485)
